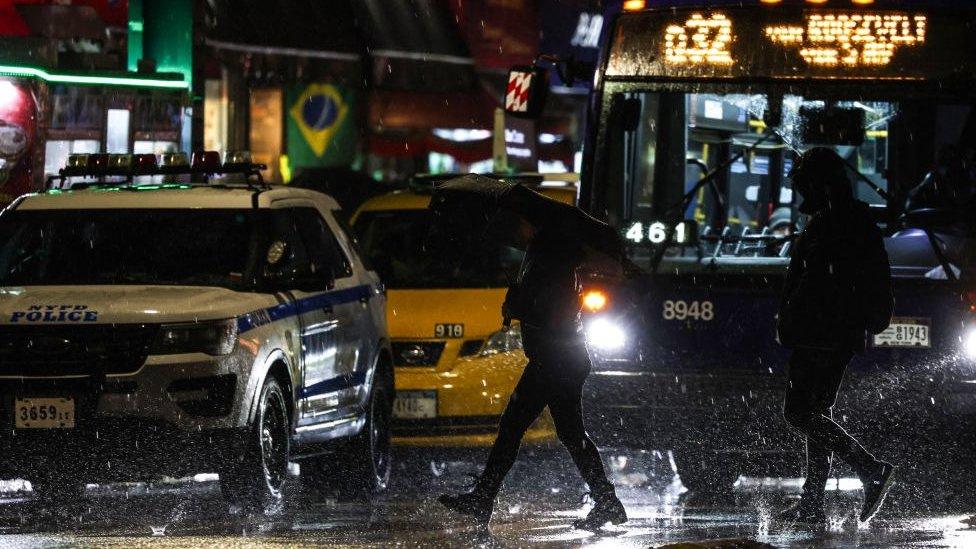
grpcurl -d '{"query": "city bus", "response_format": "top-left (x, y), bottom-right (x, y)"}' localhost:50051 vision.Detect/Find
top-left (548, 0), bottom-right (976, 501)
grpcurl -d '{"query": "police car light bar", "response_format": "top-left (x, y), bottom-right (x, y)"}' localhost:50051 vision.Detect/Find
top-left (45, 151), bottom-right (268, 190)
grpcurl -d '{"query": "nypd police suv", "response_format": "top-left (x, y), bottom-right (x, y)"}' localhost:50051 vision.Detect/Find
top-left (0, 152), bottom-right (393, 508)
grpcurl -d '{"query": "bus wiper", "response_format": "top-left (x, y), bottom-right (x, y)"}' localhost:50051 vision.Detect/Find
top-left (646, 131), bottom-right (777, 273)
top-left (841, 158), bottom-right (890, 202)
top-left (671, 131), bottom-right (775, 221)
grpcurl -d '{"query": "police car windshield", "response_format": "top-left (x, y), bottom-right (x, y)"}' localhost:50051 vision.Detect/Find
top-left (354, 209), bottom-right (522, 289)
top-left (602, 91), bottom-right (976, 270)
top-left (0, 209), bottom-right (260, 289)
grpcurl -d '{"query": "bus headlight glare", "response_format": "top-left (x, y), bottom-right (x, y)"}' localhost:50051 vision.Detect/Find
top-left (964, 328), bottom-right (976, 360)
top-left (585, 317), bottom-right (627, 352)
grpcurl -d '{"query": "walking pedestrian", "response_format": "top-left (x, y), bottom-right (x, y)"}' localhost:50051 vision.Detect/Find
top-left (438, 208), bottom-right (627, 530)
top-left (776, 147), bottom-right (896, 524)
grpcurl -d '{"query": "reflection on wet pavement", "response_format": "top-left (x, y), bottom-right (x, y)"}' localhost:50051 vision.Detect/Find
top-left (0, 448), bottom-right (974, 548)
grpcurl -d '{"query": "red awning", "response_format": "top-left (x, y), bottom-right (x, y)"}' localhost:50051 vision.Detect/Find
top-left (369, 89), bottom-right (497, 131)
top-left (368, 133), bottom-right (491, 164)
top-left (368, 134), bottom-right (427, 158)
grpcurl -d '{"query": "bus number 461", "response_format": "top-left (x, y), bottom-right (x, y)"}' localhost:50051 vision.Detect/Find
top-left (625, 221), bottom-right (693, 245)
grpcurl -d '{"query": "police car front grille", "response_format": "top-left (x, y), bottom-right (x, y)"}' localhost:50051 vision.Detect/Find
top-left (0, 325), bottom-right (158, 377)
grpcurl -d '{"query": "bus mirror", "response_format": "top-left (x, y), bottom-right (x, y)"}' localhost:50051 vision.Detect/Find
top-left (505, 65), bottom-right (549, 119)
top-left (799, 106), bottom-right (865, 147)
top-left (901, 207), bottom-right (957, 231)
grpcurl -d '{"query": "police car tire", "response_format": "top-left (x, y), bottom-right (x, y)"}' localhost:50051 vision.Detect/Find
top-left (345, 379), bottom-right (393, 494)
top-left (219, 377), bottom-right (290, 509)
top-left (299, 381), bottom-right (392, 498)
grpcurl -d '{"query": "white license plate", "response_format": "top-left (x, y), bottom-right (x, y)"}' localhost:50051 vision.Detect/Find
top-left (14, 397), bottom-right (75, 429)
top-left (872, 318), bottom-right (931, 348)
top-left (393, 390), bottom-right (437, 419)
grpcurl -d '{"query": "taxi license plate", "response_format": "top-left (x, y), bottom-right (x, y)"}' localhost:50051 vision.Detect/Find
top-left (393, 391), bottom-right (437, 419)
top-left (872, 318), bottom-right (931, 348)
top-left (14, 397), bottom-right (75, 429)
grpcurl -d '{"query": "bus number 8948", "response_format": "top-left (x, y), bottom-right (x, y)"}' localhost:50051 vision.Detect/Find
top-left (662, 300), bottom-right (714, 321)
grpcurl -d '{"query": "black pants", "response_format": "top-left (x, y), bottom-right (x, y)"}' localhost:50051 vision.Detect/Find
top-left (476, 343), bottom-right (615, 500)
top-left (783, 348), bottom-right (878, 503)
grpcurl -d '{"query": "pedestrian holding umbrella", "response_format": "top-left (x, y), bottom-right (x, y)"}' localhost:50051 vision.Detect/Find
top-left (432, 174), bottom-right (629, 530)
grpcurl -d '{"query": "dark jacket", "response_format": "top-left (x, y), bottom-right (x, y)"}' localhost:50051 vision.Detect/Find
top-left (777, 200), bottom-right (893, 352)
top-left (504, 231), bottom-right (585, 356)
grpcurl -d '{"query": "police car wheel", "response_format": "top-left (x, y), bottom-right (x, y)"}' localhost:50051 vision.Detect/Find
top-left (347, 380), bottom-right (393, 494)
top-left (300, 381), bottom-right (392, 498)
top-left (220, 377), bottom-right (290, 509)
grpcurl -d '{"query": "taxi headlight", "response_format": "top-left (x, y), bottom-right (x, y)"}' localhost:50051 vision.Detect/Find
top-left (963, 327), bottom-right (976, 360)
top-left (585, 317), bottom-right (627, 352)
top-left (480, 324), bottom-right (523, 356)
top-left (152, 319), bottom-right (238, 356)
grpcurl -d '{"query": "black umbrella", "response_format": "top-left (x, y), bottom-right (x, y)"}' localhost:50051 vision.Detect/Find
top-left (428, 174), bottom-right (629, 275)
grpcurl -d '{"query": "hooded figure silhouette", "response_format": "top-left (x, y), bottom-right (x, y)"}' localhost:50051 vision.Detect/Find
top-left (438, 218), bottom-right (627, 531)
top-left (776, 147), bottom-right (895, 525)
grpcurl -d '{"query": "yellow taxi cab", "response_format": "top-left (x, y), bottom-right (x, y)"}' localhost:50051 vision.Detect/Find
top-left (350, 174), bottom-right (577, 447)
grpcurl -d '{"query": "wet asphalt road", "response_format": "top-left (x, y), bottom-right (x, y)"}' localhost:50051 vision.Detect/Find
top-left (1, 447), bottom-right (975, 548)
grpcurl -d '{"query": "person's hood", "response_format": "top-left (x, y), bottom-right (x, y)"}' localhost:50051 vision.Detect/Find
top-left (0, 285), bottom-right (276, 325)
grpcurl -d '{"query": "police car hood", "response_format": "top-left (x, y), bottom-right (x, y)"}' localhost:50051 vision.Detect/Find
top-left (0, 285), bottom-right (276, 325)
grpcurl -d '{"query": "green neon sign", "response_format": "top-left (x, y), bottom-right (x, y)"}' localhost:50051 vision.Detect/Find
top-left (0, 65), bottom-right (188, 90)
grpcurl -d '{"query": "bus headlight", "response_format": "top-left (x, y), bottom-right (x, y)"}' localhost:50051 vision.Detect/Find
top-left (585, 317), bottom-right (627, 352)
top-left (963, 327), bottom-right (976, 360)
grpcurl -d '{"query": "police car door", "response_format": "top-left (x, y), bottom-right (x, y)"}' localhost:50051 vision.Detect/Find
top-left (290, 207), bottom-right (365, 425)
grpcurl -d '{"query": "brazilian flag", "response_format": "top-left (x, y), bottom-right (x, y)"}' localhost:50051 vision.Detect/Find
top-left (286, 83), bottom-right (358, 169)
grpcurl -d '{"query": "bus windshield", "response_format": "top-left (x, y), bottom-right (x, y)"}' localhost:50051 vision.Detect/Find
top-left (590, 7), bottom-right (976, 275)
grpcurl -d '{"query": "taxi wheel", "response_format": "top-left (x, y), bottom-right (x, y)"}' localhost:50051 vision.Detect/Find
top-left (345, 379), bottom-right (393, 494)
top-left (220, 377), bottom-right (290, 510)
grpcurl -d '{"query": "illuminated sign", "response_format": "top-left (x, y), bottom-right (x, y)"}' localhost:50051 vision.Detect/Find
top-left (610, 8), bottom-right (972, 81)
top-left (625, 221), bottom-right (696, 245)
top-left (571, 13), bottom-right (604, 49)
top-left (664, 13), bottom-right (734, 66)
top-left (662, 11), bottom-right (925, 69)
top-left (766, 13), bottom-right (926, 66)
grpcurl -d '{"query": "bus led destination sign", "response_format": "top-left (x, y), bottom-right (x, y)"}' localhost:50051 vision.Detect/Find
top-left (765, 13), bottom-right (926, 66)
top-left (608, 7), bottom-right (970, 81)
top-left (664, 11), bottom-right (926, 69)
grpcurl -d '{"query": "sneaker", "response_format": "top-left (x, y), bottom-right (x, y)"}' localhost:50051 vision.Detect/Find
top-left (573, 495), bottom-right (627, 531)
top-left (859, 461), bottom-right (895, 523)
top-left (777, 499), bottom-right (827, 525)
top-left (438, 492), bottom-right (493, 524)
